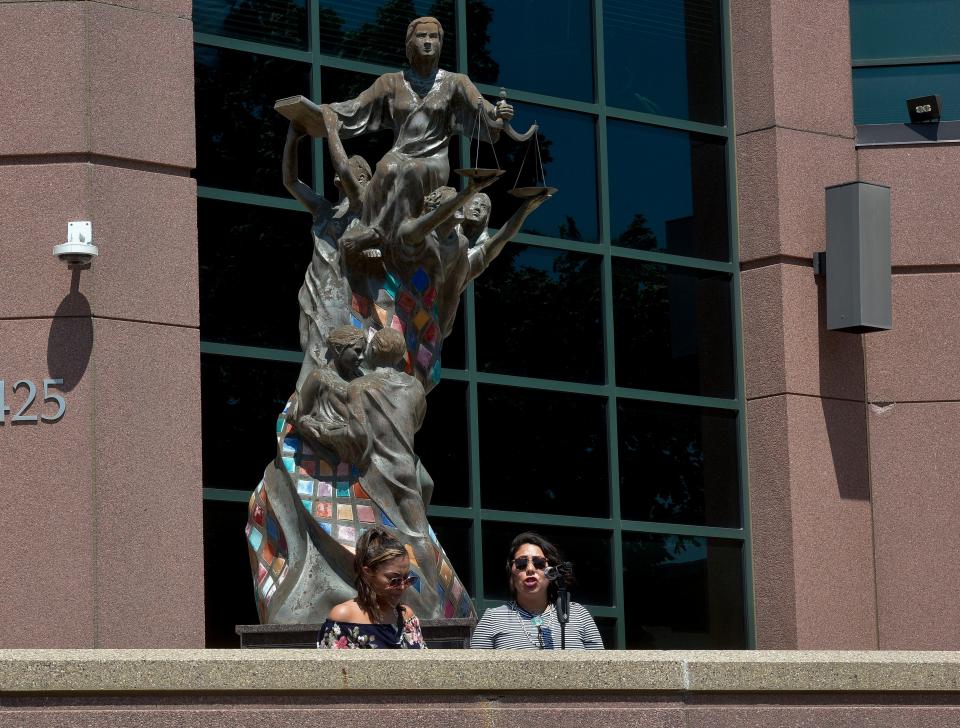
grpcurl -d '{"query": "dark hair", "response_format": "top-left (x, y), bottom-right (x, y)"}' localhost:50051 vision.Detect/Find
top-left (505, 531), bottom-right (573, 603)
top-left (354, 527), bottom-right (407, 621)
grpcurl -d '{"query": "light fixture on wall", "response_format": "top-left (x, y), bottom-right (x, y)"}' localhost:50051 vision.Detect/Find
top-left (813, 182), bottom-right (892, 333)
top-left (53, 221), bottom-right (98, 269)
top-left (906, 94), bottom-right (941, 124)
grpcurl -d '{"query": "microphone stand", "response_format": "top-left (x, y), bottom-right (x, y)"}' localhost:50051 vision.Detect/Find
top-left (554, 573), bottom-right (570, 650)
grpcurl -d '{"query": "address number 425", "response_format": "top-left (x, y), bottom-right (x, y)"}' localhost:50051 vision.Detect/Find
top-left (0, 379), bottom-right (66, 424)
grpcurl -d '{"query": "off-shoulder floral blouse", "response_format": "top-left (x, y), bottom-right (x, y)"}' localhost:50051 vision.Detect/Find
top-left (317, 612), bottom-right (426, 649)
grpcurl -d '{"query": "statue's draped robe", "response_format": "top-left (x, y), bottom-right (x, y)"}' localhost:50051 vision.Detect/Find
top-left (328, 69), bottom-right (499, 243)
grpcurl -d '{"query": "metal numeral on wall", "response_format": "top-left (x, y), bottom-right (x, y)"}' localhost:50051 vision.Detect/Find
top-left (0, 378), bottom-right (66, 424)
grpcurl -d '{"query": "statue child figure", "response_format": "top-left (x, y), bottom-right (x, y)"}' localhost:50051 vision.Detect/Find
top-left (295, 327), bottom-right (433, 538)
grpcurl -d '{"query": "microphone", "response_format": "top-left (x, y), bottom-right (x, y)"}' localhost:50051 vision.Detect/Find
top-left (544, 562), bottom-right (573, 581)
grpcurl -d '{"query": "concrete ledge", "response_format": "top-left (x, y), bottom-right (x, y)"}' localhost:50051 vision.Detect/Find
top-left (1, 650), bottom-right (959, 693)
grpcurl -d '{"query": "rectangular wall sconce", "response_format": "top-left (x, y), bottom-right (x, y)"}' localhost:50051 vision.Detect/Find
top-left (820, 181), bottom-right (892, 332)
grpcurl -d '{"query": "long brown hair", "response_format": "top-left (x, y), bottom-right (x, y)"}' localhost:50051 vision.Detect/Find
top-left (354, 527), bottom-right (407, 621)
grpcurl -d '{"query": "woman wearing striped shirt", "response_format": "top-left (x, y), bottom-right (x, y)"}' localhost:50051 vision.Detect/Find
top-left (470, 532), bottom-right (604, 650)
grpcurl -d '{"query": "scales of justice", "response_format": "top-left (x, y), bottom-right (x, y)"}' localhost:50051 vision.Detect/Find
top-left (243, 15), bottom-right (557, 625)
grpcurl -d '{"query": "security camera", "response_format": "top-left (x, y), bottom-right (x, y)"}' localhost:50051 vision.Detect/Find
top-left (53, 221), bottom-right (99, 269)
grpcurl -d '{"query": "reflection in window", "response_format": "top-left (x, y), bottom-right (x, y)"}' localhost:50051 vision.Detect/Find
top-left (622, 533), bottom-right (745, 648)
top-left (853, 64), bottom-right (960, 124)
top-left (195, 46), bottom-right (311, 197)
top-left (850, 0), bottom-right (960, 61)
top-left (474, 102), bottom-right (599, 242)
top-left (200, 355), bottom-right (301, 491)
top-left (474, 245), bottom-right (604, 383)
top-left (203, 499), bottom-right (261, 647)
top-left (199, 199), bottom-right (312, 350)
top-left (418, 380), bottom-right (470, 508)
top-left (467, 0), bottom-right (594, 102)
top-left (481, 521), bottom-right (613, 605)
top-left (612, 260), bottom-right (734, 397)
top-left (478, 386), bottom-right (609, 518)
top-left (618, 401), bottom-right (739, 527)
top-left (194, 0), bottom-right (308, 49)
top-left (608, 120), bottom-right (728, 261)
top-left (315, 1), bottom-right (456, 70)
top-left (430, 517), bottom-right (474, 596)
top-left (604, 0), bottom-right (724, 124)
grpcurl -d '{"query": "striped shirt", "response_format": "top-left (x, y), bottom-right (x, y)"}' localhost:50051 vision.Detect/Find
top-left (470, 602), bottom-right (604, 650)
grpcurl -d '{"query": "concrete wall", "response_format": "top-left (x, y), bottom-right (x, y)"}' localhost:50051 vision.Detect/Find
top-left (733, 0), bottom-right (960, 648)
top-left (2, 650), bottom-right (960, 726)
top-left (0, 1), bottom-right (203, 646)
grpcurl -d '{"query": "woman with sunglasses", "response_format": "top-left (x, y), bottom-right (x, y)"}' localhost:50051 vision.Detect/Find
top-left (318, 527), bottom-right (427, 649)
top-left (470, 532), bottom-right (604, 650)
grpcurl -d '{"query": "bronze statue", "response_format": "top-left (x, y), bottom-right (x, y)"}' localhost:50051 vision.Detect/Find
top-left (246, 16), bottom-right (555, 624)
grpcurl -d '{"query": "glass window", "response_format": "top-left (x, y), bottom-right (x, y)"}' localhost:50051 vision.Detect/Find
top-left (853, 63), bottom-right (960, 124)
top-left (315, 1), bottom-right (456, 70)
top-left (850, 0), bottom-right (960, 61)
top-left (603, 0), bottom-right (724, 124)
top-left (199, 198), bottom-right (313, 350)
top-left (418, 380), bottom-right (470, 508)
top-left (481, 521), bottom-right (613, 605)
top-left (195, 46), bottom-right (311, 197)
top-left (618, 400), bottom-right (740, 527)
top-left (474, 101), bottom-right (599, 242)
top-left (608, 120), bottom-right (729, 261)
top-left (203, 499), bottom-right (261, 647)
top-left (612, 259), bottom-right (734, 397)
top-left (430, 517), bottom-right (474, 596)
top-left (200, 355), bottom-right (300, 491)
top-left (467, 0), bottom-right (594, 102)
top-left (474, 244), bottom-right (604, 384)
top-left (478, 385), bottom-right (609, 518)
top-left (592, 615), bottom-right (617, 648)
top-left (623, 533), bottom-right (745, 648)
top-left (194, 0), bottom-right (308, 49)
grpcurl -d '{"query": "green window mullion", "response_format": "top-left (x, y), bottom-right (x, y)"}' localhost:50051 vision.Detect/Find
top-left (720, 0), bottom-right (755, 648)
top-left (194, 33), bottom-right (313, 63)
top-left (308, 0), bottom-right (324, 195)
top-left (197, 186), bottom-right (304, 212)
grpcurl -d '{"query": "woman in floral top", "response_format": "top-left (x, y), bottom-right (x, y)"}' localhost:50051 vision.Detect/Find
top-left (318, 527), bottom-right (426, 649)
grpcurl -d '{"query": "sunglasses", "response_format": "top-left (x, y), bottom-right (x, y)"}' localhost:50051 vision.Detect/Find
top-left (385, 573), bottom-right (419, 590)
top-left (511, 556), bottom-right (548, 571)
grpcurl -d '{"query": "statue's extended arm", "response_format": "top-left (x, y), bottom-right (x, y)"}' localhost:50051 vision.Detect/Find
top-left (398, 176), bottom-right (499, 252)
top-left (467, 192), bottom-right (552, 281)
top-left (320, 105), bottom-right (364, 208)
top-left (282, 122), bottom-right (330, 218)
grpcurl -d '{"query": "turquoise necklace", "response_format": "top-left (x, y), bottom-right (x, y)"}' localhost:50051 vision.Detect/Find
top-left (513, 602), bottom-right (552, 649)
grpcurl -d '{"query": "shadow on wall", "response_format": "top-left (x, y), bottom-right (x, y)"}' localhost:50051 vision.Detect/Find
top-left (47, 269), bottom-right (93, 393)
top-left (816, 277), bottom-right (870, 501)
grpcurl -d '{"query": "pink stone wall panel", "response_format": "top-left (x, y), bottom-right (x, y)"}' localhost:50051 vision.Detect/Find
top-left (0, 318), bottom-right (96, 647)
top-left (89, 167), bottom-right (199, 327)
top-left (686, 704), bottom-right (960, 728)
top-left (865, 274), bottom-right (960, 403)
top-left (741, 265), bottom-right (865, 401)
top-left (0, 2), bottom-right (87, 156)
top-left (88, 2), bottom-right (195, 168)
top-left (0, 164), bottom-right (92, 319)
top-left (769, 0), bottom-right (855, 138)
top-left (737, 129), bottom-right (856, 262)
top-left (745, 395), bottom-right (797, 648)
top-left (0, 697), bottom-right (685, 728)
top-left (730, 0), bottom-right (775, 134)
top-left (91, 319), bottom-right (204, 647)
top-left (858, 146), bottom-right (960, 267)
top-left (869, 401), bottom-right (960, 649)
top-left (99, 1), bottom-right (193, 17)
top-left (0, 164), bottom-right (198, 326)
top-left (784, 394), bottom-right (877, 648)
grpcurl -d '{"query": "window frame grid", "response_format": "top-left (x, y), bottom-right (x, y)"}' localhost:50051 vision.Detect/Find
top-left (195, 0), bottom-right (753, 649)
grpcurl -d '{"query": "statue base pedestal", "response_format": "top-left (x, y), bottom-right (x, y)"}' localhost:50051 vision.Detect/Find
top-left (235, 619), bottom-right (475, 649)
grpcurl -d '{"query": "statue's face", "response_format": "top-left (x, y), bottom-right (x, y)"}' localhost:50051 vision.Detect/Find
top-left (334, 342), bottom-right (364, 379)
top-left (411, 22), bottom-right (441, 60)
top-left (465, 196), bottom-right (490, 224)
